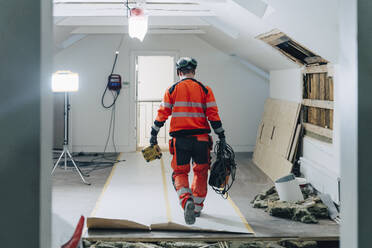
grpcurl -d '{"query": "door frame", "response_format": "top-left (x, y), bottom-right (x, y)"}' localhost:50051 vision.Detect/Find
top-left (130, 50), bottom-right (179, 150)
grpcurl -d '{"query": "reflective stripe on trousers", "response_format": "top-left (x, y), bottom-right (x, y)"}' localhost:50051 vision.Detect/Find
top-left (195, 204), bottom-right (203, 212)
top-left (177, 187), bottom-right (192, 206)
top-left (193, 196), bottom-right (205, 205)
top-left (177, 187), bottom-right (192, 197)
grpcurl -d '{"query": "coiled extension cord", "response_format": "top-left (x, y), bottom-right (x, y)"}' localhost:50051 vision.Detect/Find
top-left (208, 140), bottom-right (237, 198)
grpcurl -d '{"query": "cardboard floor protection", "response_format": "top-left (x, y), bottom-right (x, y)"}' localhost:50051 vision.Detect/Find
top-left (87, 153), bottom-right (254, 234)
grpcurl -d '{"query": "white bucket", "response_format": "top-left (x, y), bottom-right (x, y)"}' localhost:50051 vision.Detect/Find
top-left (275, 174), bottom-right (304, 202)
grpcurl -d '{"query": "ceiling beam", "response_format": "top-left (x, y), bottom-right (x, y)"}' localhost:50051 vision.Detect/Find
top-left (71, 26), bottom-right (205, 34)
top-left (54, 4), bottom-right (216, 17)
top-left (230, 54), bottom-right (269, 80)
top-left (56, 16), bottom-right (210, 26)
top-left (54, 0), bottom-right (226, 3)
top-left (202, 17), bottom-right (239, 39)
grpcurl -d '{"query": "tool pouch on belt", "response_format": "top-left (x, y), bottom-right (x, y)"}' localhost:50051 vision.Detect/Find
top-left (169, 138), bottom-right (175, 155)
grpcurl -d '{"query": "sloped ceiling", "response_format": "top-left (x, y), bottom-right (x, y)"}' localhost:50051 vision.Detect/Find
top-left (53, 0), bottom-right (339, 72)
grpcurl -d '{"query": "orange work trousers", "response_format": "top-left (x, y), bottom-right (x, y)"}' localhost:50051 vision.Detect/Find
top-left (169, 134), bottom-right (212, 213)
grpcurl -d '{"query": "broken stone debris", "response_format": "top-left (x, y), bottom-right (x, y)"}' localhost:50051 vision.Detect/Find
top-left (278, 240), bottom-right (317, 248)
top-left (83, 240), bottom-right (318, 248)
top-left (251, 185), bottom-right (329, 224)
top-left (158, 242), bottom-right (218, 248)
top-left (84, 241), bottom-right (216, 248)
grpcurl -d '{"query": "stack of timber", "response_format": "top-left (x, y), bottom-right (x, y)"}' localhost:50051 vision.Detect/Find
top-left (253, 98), bottom-right (301, 181)
top-left (302, 64), bottom-right (334, 142)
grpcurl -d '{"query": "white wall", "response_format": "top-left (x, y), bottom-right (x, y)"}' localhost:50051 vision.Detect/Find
top-left (338, 0), bottom-right (357, 246)
top-left (269, 68), bottom-right (340, 203)
top-left (270, 69), bottom-right (302, 103)
top-left (54, 34), bottom-right (269, 153)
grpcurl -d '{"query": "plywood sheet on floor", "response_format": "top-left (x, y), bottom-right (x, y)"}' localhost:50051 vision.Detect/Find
top-left (87, 153), bottom-right (254, 234)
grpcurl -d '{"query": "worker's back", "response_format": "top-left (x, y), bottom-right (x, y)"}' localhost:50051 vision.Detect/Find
top-left (158, 77), bottom-right (220, 137)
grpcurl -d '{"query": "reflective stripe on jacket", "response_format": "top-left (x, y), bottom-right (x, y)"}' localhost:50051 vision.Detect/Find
top-left (155, 78), bottom-right (222, 137)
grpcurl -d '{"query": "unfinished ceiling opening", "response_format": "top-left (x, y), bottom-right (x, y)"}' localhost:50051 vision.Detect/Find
top-left (257, 29), bottom-right (328, 66)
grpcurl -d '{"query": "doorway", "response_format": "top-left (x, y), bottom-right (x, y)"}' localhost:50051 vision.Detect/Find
top-left (135, 55), bottom-right (176, 150)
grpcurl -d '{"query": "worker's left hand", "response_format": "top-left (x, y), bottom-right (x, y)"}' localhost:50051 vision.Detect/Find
top-left (150, 135), bottom-right (158, 146)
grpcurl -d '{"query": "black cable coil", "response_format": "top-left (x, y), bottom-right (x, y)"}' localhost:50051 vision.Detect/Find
top-left (208, 140), bottom-right (237, 198)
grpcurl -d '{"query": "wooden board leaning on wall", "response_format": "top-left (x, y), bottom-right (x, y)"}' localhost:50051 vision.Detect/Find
top-left (253, 98), bottom-right (301, 181)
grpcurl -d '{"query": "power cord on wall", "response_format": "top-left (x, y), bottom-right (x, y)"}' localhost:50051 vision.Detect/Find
top-left (84, 35), bottom-right (127, 173)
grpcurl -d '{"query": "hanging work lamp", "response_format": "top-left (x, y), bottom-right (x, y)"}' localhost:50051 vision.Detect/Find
top-left (128, 0), bottom-right (148, 42)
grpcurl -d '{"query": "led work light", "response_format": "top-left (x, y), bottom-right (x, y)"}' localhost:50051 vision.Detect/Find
top-left (51, 70), bottom-right (90, 185)
top-left (52, 70), bottom-right (79, 92)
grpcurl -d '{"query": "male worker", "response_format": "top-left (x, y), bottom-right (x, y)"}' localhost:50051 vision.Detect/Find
top-left (149, 57), bottom-right (226, 225)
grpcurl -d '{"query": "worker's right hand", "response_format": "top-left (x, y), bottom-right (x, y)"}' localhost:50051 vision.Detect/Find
top-left (150, 135), bottom-right (158, 146)
top-left (218, 132), bottom-right (226, 148)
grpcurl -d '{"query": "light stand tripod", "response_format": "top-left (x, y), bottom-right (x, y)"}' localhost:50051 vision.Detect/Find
top-left (51, 92), bottom-right (90, 185)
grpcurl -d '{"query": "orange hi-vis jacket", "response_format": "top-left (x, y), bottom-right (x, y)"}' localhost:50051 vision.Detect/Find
top-left (153, 78), bottom-right (224, 137)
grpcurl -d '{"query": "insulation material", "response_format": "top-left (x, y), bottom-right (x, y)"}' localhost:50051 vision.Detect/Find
top-left (87, 153), bottom-right (254, 234)
top-left (253, 98), bottom-right (300, 181)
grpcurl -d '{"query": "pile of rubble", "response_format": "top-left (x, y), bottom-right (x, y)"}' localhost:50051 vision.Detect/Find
top-left (82, 240), bottom-right (318, 248)
top-left (251, 185), bottom-right (329, 224)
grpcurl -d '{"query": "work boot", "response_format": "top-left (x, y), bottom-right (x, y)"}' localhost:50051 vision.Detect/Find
top-left (195, 211), bottom-right (201, 217)
top-left (184, 199), bottom-right (196, 225)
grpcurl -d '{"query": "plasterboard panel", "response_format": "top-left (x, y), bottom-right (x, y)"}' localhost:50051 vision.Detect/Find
top-left (252, 98), bottom-right (300, 181)
top-left (253, 143), bottom-right (293, 182)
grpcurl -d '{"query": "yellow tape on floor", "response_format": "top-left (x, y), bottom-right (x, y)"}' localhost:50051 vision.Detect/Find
top-left (227, 195), bottom-right (255, 234)
top-left (160, 157), bottom-right (172, 223)
top-left (83, 153), bottom-right (123, 235)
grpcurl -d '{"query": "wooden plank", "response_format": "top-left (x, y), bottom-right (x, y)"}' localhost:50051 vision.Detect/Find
top-left (325, 75), bottom-right (331, 100)
top-left (314, 73), bottom-right (320, 99)
top-left (319, 73), bottom-right (326, 100)
top-left (302, 99), bottom-right (334, 109)
top-left (329, 77), bottom-right (334, 101)
top-left (256, 29), bottom-right (283, 42)
top-left (288, 124), bottom-right (301, 162)
top-left (284, 103), bottom-right (301, 158)
top-left (330, 109), bottom-right (334, 130)
top-left (304, 56), bottom-right (328, 65)
top-left (325, 109), bottom-right (331, 129)
top-left (303, 123), bottom-right (333, 139)
top-left (320, 109), bottom-right (326, 128)
top-left (309, 74), bottom-right (316, 99)
top-left (303, 64), bottom-right (334, 76)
